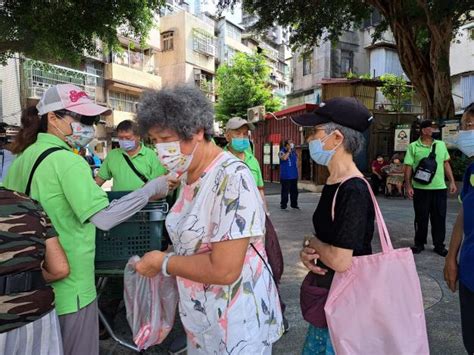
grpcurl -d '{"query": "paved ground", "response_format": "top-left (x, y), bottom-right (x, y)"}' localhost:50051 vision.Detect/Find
top-left (100, 190), bottom-right (465, 354)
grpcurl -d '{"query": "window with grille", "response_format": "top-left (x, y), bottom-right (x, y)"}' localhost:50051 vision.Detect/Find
top-left (109, 91), bottom-right (140, 113)
top-left (162, 31), bottom-right (174, 51)
top-left (303, 53), bottom-right (312, 76)
top-left (192, 29), bottom-right (215, 56)
top-left (226, 23), bottom-right (241, 42)
top-left (224, 45), bottom-right (236, 62)
top-left (461, 75), bottom-right (474, 108)
top-left (341, 50), bottom-right (354, 76)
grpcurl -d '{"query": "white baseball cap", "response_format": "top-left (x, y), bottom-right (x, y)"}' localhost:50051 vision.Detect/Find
top-left (36, 84), bottom-right (111, 116)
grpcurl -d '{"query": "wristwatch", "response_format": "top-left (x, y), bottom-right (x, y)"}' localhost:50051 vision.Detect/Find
top-left (161, 252), bottom-right (176, 277)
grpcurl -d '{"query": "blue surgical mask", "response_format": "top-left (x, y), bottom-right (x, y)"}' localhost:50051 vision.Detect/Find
top-left (309, 133), bottom-right (338, 166)
top-left (455, 130), bottom-right (474, 157)
top-left (231, 138), bottom-right (250, 152)
top-left (119, 139), bottom-right (137, 152)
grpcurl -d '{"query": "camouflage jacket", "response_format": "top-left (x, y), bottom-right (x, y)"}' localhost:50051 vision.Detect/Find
top-left (0, 188), bottom-right (56, 333)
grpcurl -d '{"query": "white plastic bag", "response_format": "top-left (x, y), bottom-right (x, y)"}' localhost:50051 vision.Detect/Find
top-left (124, 255), bottom-right (179, 350)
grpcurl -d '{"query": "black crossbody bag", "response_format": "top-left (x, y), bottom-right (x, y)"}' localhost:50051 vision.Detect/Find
top-left (413, 143), bottom-right (437, 185)
top-left (122, 153), bottom-right (148, 184)
top-left (25, 147), bottom-right (65, 196)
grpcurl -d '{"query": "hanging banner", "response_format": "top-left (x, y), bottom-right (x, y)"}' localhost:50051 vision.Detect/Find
top-left (394, 124), bottom-right (411, 152)
top-left (442, 120), bottom-right (460, 149)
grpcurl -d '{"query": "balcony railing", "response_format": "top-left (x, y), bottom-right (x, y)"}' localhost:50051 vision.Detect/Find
top-left (160, 3), bottom-right (188, 16)
top-left (197, 79), bottom-right (214, 94)
top-left (23, 59), bottom-right (100, 101)
top-left (262, 46), bottom-right (279, 62)
top-left (193, 29), bottom-right (216, 57)
top-left (112, 51), bottom-right (157, 75)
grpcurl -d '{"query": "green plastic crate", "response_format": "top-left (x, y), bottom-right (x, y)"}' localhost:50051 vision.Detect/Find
top-left (95, 191), bottom-right (168, 270)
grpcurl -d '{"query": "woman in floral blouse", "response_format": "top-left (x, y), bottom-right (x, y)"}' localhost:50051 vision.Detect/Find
top-left (134, 86), bottom-right (284, 354)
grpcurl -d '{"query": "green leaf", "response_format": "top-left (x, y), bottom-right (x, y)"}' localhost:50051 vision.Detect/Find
top-left (241, 177), bottom-right (250, 191)
top-left (217, 175), bottom-right (229, 196)
top-left (235, 213), bottom-right (246, 234)
top-left (243, 281), bottom-right (253, 294)
top-left (225, 197), bottom-right (240, 214)
top-left (230, 277), bottom-right (243, 300)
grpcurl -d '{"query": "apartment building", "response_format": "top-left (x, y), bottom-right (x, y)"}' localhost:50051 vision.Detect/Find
top-left (158, 0), bottom-right (292, 105)
top-left (241, 13), bottom-right (292, 106)
top-left (0, 54), bottom-right (105, 126)
top-left (104, 21), bottom-right (162, 129)
top-left (215, 18), bottom-right (252, 65)
top-left (288, 11), bottom-right (471, 116)
top-left (158, 4), bottom-right (216, 101)
top-left (287, 11), bottom-right (403, 108)
top-left (0, 20), bottom-right (163, 155)
top-left (450, 21), bottom-right (474, 114)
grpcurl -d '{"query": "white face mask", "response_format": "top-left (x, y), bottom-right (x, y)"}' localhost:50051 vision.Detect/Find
top-left (155, 140), bottom-right (197, 176)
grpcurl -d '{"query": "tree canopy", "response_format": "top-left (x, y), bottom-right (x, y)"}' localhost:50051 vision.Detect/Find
top-left (215, 52), bottom-right (282, 122)
top-left (218, 0), bottom-right (474, 119)
top-left (0, 0), bottom-right (165, 64)
top-left (380, 74), bottom-right (413, 113)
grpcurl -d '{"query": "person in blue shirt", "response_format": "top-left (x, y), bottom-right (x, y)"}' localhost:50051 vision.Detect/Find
top-left (444, 103), bottom-right (474, 355)
top-left (279, 139), bottom-right (299, 209)
top-left (0, 124), bottom-right (16, 185)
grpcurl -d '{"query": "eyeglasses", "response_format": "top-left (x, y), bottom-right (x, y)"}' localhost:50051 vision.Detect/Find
top-left (305, 126), bottom-right (327, 136)
top-left (55, 110), bottom-right (99, 125)
top-left (461, 121), bottom-right (474, 130)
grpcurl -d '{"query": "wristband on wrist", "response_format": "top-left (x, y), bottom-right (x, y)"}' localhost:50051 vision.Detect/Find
top-left (162, 252), bottom-right (176, 277)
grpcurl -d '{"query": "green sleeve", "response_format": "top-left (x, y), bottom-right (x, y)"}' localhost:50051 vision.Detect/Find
top-left (255, 165), bottom-right (264, 188)
top-left (404, 144), bottom-right (415, 166)
top-left (60, 160), bottom-right (109, 224)
top-left (441, 142), bottom-right (450, 161)
top-left (97, 154), bottom-right (112, 180)
top-left (245, 154), bottom-right (264, 188)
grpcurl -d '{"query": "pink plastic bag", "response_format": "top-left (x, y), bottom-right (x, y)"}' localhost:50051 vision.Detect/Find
top-left (124, 256), bottom-right (178, 350)
top-left (324, 177), bottom-right (429, 355)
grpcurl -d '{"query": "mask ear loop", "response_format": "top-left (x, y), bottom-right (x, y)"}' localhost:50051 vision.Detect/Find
top-left (51, 114), bottom-right (72, 139)
top-left (321, 130), bottom-right (343, 151)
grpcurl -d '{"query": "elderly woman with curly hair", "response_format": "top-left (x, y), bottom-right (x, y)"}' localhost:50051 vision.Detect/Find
top-left (134, 86), bottom-right (284, 354)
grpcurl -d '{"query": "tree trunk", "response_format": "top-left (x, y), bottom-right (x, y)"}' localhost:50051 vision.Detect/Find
top-left (370, 0), bottom-right (455, 120)
top-left (425, 8), bottom-right (455, 119)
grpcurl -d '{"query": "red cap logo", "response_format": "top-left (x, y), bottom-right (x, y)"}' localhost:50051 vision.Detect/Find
top-left (69, 90), bottom-right (88, 103)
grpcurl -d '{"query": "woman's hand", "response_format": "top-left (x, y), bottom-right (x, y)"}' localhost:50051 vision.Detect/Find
top-left (300, 247), bottom-right (327, 275)
top-left (167, 175), bottom-right (180, 191)
top-left (135, 251), bottom-right (166, 278)
top-left (443, 257), bottom-right (458, 292)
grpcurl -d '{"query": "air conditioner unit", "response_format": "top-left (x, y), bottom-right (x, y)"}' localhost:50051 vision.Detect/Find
top-left (247, 105), bottom-right (266, 123)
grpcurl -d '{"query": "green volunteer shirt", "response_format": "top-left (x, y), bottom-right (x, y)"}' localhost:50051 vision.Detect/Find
top-left (224, 145), bottom-right (264, 188)
top-left (404, 138), bottom-right (450, 190)
top-left (98, 144), bottom-right (167, 191)
top-left (4, 133), bottom-right (109, 315)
